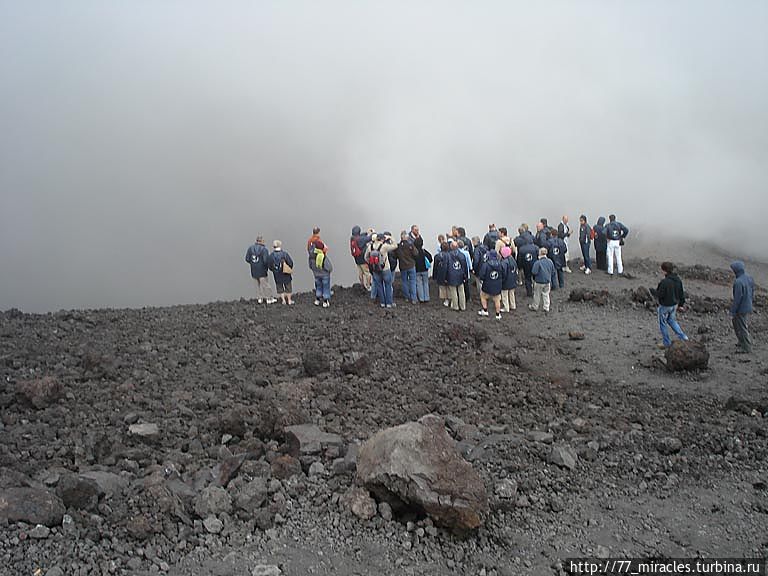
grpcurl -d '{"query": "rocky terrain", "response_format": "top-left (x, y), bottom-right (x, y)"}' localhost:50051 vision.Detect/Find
top-left (1, 256), bottom-right (766, 576)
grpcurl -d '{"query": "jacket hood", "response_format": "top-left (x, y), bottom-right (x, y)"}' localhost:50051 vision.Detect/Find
top-left (596, 217), bottom-right (605, 226)
top-left (731, 261), bottom-right (745, 276)
top-left (351, 225), bottom-right (361, 236)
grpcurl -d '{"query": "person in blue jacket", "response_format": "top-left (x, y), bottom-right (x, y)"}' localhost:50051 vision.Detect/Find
top-left (268, 240), bottom-right (295, 305)
top-left (730, 261), bottom-right (755, 353)
top-left (432, 242), bottom-right (451, 307)
top-left (517, 238), bottom-right (538, 298)
top-left (245, 236), bottom-right (277, 304)
top-left (478, 249), bottom-right (505, 319)
top-left (547, 235), bottom-right (568, 290)
top-left (577, 215), bottom-right (592, 275)
top-left (499, 245), bottom-right (518, 312)
top-left (529, 247), bottom-right (555, 313)
top-left (446, 241), bottom-right (469, 311)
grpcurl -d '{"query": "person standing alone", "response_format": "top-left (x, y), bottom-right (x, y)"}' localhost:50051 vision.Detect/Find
top-left (654, 262), bottom-right (688, 348)
top-left (730, 261), bottom-right (754, 354)
top-left (605, 214), bottom-right (629, 276)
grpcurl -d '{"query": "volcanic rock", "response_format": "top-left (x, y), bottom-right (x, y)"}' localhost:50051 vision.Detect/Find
top-left (302, 350), bottom-right (330, 376)
top-left (79, 471), bottom-right (129, 499)
top-left (0, 487), bottom-right (65, 526)
top-left (203, 515), bottom-right (224, 534)
top-left (356, 414), bottom-right (489, 530)
top-left (657, 436), bottom-right (683, 455)
top-left (271, 454), bottom-right (302, 480)
top-left (284, 424), bottom-right (344, 457)
top-left (57, 473), bottom-right (100, 510)
top-left (568, 331), bottom-right (585, 341)
top-left (342, 487), bottom-right (377, 520)
top-left (549, 445), bottom-right (578, 470)
top-left (340, 351), bottom-right (372, 376)
top-left (16, 376), bottom-right (63, 409)
top-left (128, 422), bottom-right (160, 440)
top-left (665, 340), bottom-right (709, 371)
top-left (234, 478), bottom-right (269, 513)
top-left (194, 485), bottom-right (232, 518)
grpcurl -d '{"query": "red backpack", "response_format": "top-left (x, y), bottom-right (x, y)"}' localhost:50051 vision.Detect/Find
top-left (350, 237), bottom-right (363, 258)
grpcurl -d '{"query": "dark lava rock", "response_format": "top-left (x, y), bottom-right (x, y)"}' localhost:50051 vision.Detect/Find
top-left (657, 437), bottom-right (683, 455)
top-left (271, 454), bottom-right (302, 480)
top-left (632, 286), bottom-right (653, 304)
top-left (357, 414), bottom-right (488, 531)
top-left (302, 350), bottom-right (330, 376)
top-left (0, 487), bottom-right (65, 526)
top-left (549, 444), bottom-right (578, 470)
top-left (284, 424), bottom-right (344, 458)
top-left (15, 376), bottom-right (63, 409)
top-left (57, 473), bottom-right (100, 511)
top-left (665, 340), bottom-right (709, 371)
top-left (218, 405), bottom-right (249, 437)
top-left (340, 352), bottom-right (372, 376)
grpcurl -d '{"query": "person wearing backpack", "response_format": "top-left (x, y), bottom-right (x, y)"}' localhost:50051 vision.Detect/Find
top-left (365, 232), bottom-right (398, 308)
top-left (397, 230), bottom-right (419, 304)
top-left (478, 249), bottom-right (505, 320)
top-left (432, 242), bottom-right (450, 307)
top-left (268, 240), bottom-right (295, 305)
top-left (412, 230), bottom-right (433, 303)
top-left (446, 240), bottom-right (469, 311)
top-left (350, 225), bottom-right (372, 292)
top-left (592, 216), bottom-right (608, 272)
top-left (245, 236), bottom-right (277, 305)
top-left (577, 215), bottom-right (593, 275)
top-left (309, 240), bottom-right (334, 308)
top-left (499, 245), bottom-right (518, 313)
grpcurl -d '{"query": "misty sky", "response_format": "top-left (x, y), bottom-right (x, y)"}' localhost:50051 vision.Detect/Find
top-left (1, 1), bottom-right (766, 312)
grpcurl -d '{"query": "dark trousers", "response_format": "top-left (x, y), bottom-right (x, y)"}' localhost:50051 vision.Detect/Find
top-left (523, 269), bottom-right (533, 296)
top-left (580, 241), bottom-right (592, 270)
top-left (732, 314), bottom-right (752, 352)
top-left (595, 243), bottom-right (607, 271)
top-left (551, 268), bottom-right (565, 290)
top-left (463, 279), bottom-right (471, 302)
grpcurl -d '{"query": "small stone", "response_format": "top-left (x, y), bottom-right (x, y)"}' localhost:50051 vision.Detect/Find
top-left (378, 501), bottom-right (393, 521)
top-left (203, 515), bottom-right (223, 534)
top-left (549, 445), bottom-right (578, 470)
top-left (308, 462), bottom-right (325, 476)
top-left (28, 524), bottom-right (51, 539)
top-left (657, 437), bottom-right (682, 455)
top-left (341, 487), bottom-right (376, 520)
top-left (495, 479), bottom-right (518, 499)
top-left (568, 331), bottom-right (585, 341)
top-left (45, 567), bottom-right (65, 576)
top-left (123, 412), bottom-right (140, 425)
top-left (128, 423), bottom-right (160, 440)
top-left (527, 431), bottom-right (554, 444)
top-left (252, 566), bottom-right (282, 576)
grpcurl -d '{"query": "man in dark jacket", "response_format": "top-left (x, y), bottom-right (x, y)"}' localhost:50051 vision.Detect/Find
top-left (653, 262), bottom-right (689, 348)
top-left (446, 241), bottom-right (469, 311)
top-left (557, 216), bottom-right (572, 273)
top-left (245, 236), bottom-right (277, 304)
top-left (730, 261), bottom-right (754, 353)
top-left (605, 214), bottom-right (630, 276)
top-left (483, 224), bottom-right (500, 251)
top-left (412, 228), bottom-right (433, 303)
top-left (517, 239), bottom-right (538, 297)
top-left (577, 215), bottom-right (592, 275)
top-left (350, 225), bottom-right (373, 292)
top-left (500, 245), bottom-right (518, 312)
top-left (529, 248), bottom-right (555, 313)
top-left (547, 235), bottom-right (567, 289)
top-left (433, 242), bottom-right (451, 306)
top-left (593, 216), bottom-right (608, 271)
top-left (478, 250), bottom-right (504, 320)
top-left (534, 221), bottom-right (550, 248)
top-left (397, 231), bottom-right (419, 304)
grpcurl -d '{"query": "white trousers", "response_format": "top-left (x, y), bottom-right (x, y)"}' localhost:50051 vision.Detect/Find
top-left (607, 240), bottom-right (623, 274)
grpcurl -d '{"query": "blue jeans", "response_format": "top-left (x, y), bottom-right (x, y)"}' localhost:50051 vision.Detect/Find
top-left (416, 271), bottom-right (430, 302)
top-left (314, 276), bottom-right (331, 301)
top-left (580, 241), bottom-right (592, 270)
top-left (382, 270), bottom-right (394, 306)
top-left (372, 273), bottom-right (384, 305)
top-left (658, 305), bottom-right (688, 347)
top-left (370, 276), bottom-right (378, 300)
top-left (401, 268), bottom-right (417, 302)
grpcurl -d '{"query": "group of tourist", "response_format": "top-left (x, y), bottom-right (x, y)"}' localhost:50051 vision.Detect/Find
top-left (245, 215), bottom-right (755, 354)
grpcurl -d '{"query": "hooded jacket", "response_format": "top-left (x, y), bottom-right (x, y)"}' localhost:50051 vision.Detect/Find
top-left (479, 252), bottom-right (504, 296)
top-left (350, 226), bottom-right (372, 266)
top-left (547, 237), bottom-right (568, 269)
top-left (446, 249), bottom-right (469, 286)
top-left (534, 228), bottom-right (551, 248)
top-left (656, 273), bottom-right (686, 307)
top-left (483, 230), bottom-right (500, 251)
top-left (413, 236), bottom-right (433, 273)
top-left (531, 256), bottom-right (556, 284)
top-left (605, 220), bottom-right (629, 241)
top-left (245, 243), bottom-right (270, 278)
top-left (500, 255), bottom-right (518, 290)
top-left (433, 249), bottom-right (450, 285)
top-left (514, 231), bottom-right (535, 248)
top-left (730, 261), bottom-right (754, 315)
top-left (592, 217), bottom-right (607, 249)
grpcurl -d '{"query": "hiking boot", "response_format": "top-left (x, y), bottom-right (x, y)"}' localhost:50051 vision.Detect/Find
top-left (495, 313), bottom-right (502, 320)
top-left (314, 300), bottom-right (320, 306)
top-left (478, 309), bottom-right (489, 317)
top-left (322, 301), bottom-right (330, 308)
top-left (584, 269), bottom-right (591, 275)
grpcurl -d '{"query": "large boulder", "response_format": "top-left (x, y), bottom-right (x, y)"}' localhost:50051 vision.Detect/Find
top-left (0, 488), bottom-right (65, 526)
top-left (356, 415), bottom-right (488, 531)
top-left (665, 340), bottom-right (709, 371)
